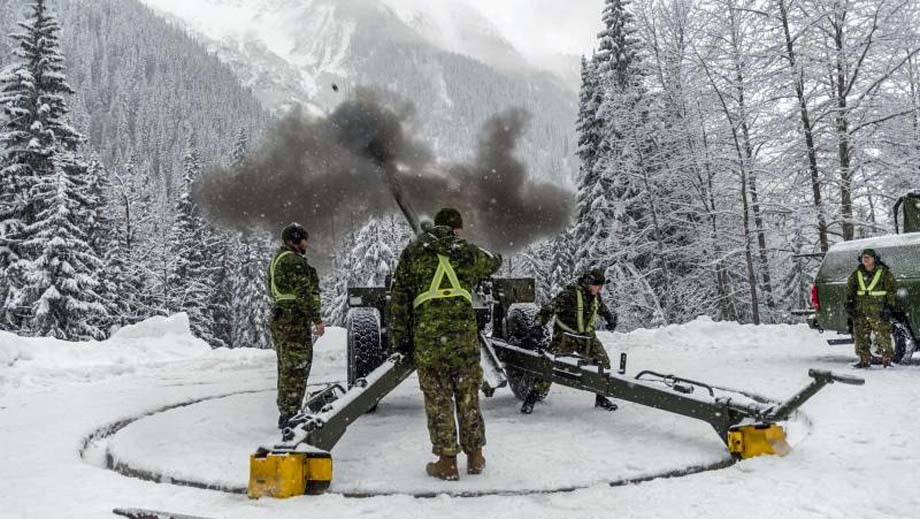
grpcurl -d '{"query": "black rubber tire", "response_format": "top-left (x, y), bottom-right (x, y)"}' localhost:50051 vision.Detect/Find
top-left (504, 303), bottom-right (552, 402)
top-left (892, 321), bottom-right (916, 364)
top-left (346, 307), bottom-right (385, 388)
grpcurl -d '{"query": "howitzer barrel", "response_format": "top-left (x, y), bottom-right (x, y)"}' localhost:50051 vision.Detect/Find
top-left (381, 165), bottom-right (421, 235)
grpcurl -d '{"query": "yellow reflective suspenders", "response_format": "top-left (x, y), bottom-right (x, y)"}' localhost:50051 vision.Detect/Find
top-left (856, 269), bottom-right (887, 297)
top-left (413, 254), bottom-right (473, 308)
top-left (270, 251), bottom-right (297, 303)
top-left (555, 289), bottom-right (600, 334)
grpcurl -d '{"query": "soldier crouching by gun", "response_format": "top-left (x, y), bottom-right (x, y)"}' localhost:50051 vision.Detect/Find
top-left (521, 268), bottom-right (618, 414)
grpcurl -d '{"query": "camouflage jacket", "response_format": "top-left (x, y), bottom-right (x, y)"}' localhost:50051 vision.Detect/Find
top-left (537, 282), bottom-right (617, 336)
top-left (390, 225), bottom-right (503, 369)
top-left (267, 246), bottom-right (323, 324)
top-left (846, 264), bottom-right (898, 319)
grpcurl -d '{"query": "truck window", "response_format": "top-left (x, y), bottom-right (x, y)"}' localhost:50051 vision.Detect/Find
top-left (819, 245), bottom-right (920, 282)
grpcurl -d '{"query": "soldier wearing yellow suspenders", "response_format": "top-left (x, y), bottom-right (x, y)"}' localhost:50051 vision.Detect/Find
top-left (846, 248), bottom-right (898, 368)
top-left (267, 223), bottom-right (325, 433)
top-left (390, 208), bottom-right (503, 481)
top-left (523, 269), bottom-right (618, 414)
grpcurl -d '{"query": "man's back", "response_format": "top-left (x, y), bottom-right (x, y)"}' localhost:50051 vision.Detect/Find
top-left (390, 225), bottom-right (502, 369)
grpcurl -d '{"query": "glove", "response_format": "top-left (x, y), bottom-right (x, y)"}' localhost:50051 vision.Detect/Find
top-left (396, 339), bottom-right (414, 356)
top-left (528, 325), bottom-right (546, 346)
top-left (313, 321), bottom-right (326, 337)
top-left (881, 306), bottom-right (894, 322)
top-left (605, 315), bottom-right (618, 332)
top-left (845, 301), bottom-right (856, 318)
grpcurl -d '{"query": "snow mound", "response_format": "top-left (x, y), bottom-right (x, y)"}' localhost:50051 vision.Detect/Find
top-left (110, 313), bottom-right (200, 341)
top-left (611, 315), bottom-right (822, 354)
top-left (0, 313), bottom-right (272, 391)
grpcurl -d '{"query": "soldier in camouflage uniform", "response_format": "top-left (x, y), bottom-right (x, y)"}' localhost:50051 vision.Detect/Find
top-left (390, 208), bottom-right (502, 481)
top-left (267, 223), bottom-right (325, 434)
top-left (522, 268), bottom-right (618, 414)
top-left (846, 248), bottom-right (898, 368)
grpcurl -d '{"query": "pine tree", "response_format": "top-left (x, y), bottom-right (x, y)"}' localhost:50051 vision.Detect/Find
top-left (0, 0), bottom-right (105, 334)
top-left (575, 57), bottom-right (603, 187)
top-left (107, 154), bottom-right (159, 324)
top-left (231, 127), bottom-right (248, 169)
top-left (229, 232), bottom-right (272, 349)
top-left (225, 130), bottom-right (273, 348)
top-left (595, 0), bottom-right (641, 89)
top-left (574, 0), bottom-right (676, 327)
top-left (81, 157), bottom-right (125, 332)
top-left (206, 226), bottom-right (233, 349)
top-left (327, 216), bottom-right (411, 326)
top-left (14, 155), bottom-right (106, 339)
top-left (168, 136), bottom-right (217, 345)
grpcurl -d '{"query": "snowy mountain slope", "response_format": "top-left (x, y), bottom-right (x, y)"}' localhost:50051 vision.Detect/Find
top-left (137, 0), bottom-right (578, 182)
top-left (380, 0), bottom-right (528, 73)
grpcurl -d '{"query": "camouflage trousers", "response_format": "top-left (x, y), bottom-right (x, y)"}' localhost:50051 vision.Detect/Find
top-left (270, 308), bottom-right (314, 419)
top-left (417, 363), bottom-right (486, 457)
top-left (853, 315), bottom-right (893, 362)
top-left (532, 331), bottom-right (610, 396)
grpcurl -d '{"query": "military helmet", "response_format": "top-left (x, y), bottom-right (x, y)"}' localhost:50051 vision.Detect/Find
top-left (858, 248), bottom-right (880, 262)
top-left (581, 268), bottom-right (607, 286)
top-left (281, 223), bottom-right (309, 243)
top-left (434, 207), bottom-right (463, 229)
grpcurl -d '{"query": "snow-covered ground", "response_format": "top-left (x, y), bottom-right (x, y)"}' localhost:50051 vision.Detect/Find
top-left (1, 315), bottom-right (917, 518)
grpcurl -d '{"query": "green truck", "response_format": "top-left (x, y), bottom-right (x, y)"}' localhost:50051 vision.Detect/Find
top-left (808, 192), bottom-right (920, 363)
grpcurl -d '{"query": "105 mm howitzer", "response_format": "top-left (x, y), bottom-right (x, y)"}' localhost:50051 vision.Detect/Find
top-left (248, 275), bottom-right (863, 498)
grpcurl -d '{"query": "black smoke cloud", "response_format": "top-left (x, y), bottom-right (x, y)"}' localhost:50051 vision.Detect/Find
top-left (195, 90), bottom-right (574, 267)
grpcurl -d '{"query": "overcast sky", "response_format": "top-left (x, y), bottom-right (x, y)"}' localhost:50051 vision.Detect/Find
top-left (460, 0), bottom-right (605, 58)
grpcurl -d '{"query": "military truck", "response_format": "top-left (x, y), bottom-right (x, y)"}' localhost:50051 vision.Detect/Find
top-left (807, 192), bottom-right (920, 363)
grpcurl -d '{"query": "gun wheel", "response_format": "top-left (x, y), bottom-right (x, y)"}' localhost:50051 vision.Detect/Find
top-left (504, 303), bottom-right (552, 402)
top-left (346, 307), bottom-right (386, 388)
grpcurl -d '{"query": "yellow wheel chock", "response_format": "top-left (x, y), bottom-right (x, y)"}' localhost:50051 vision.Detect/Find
top-left (727, 423), bottom-right (791, 459)
top-left (248, 448), bottom-right (332, 499)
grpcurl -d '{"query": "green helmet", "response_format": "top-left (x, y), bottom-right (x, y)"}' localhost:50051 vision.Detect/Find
top-left (858, 248), bottom-right (880, 262)
top-left (581, 268), bottom-right (607, 286)
top-left (434, 208), bottom-right (463, 229)
top-left (281, 223), bottom-right (309, 243)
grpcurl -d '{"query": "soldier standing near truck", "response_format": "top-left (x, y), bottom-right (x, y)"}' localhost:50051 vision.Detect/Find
top-left (389, 208), bottom-right (503, 481)
top-left (268, 223), bottom-right (325, 434)
top-left (846, 248), bottom-right (899, 368)
top-left (521, 269), bottom-right (619, 414)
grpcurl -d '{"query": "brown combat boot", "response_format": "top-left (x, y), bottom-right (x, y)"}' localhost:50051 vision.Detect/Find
top-left (467, 449), bottom-right (486, 475)
top-left (426, 455), bottom-right (459, 481)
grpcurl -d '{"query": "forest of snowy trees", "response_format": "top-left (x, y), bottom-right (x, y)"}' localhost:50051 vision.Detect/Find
top-left (0, 0), bottom-right (273, 345)
top-left (518, 0), bottom-right (920, 329)
top-left (2, 0), bottom-right (919, 345)
top-left (344, 0), bottom-right (920, 331)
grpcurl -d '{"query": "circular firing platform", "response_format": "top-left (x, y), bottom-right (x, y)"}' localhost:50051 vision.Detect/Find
top-left (104, 375), bottom-right (736, 496)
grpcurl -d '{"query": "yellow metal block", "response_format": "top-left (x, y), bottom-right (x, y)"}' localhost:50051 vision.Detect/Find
top-left (727, 424), bottom-right (790, 459)
top-left (304, 455), bottom-right (333, 495)
top-left (248, 450), bottom-right (332, 499)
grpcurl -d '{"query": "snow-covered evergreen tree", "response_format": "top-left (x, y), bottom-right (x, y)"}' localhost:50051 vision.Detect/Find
top-left (167, 136), bottom-right (219, 345)
top-left (327, 216), bottom-right (412, 326)
top-left (229, 232), bottom-right (272, 349)
top-left (14, 155), bottom-right (106, 339)
top-left (0, 0), bottom-right (107, 335)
